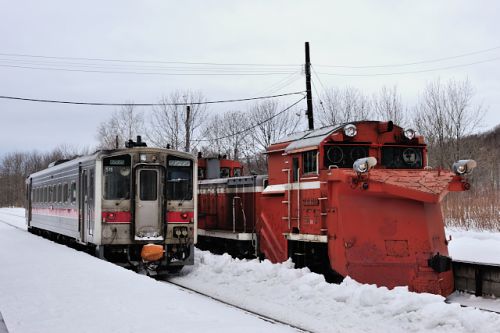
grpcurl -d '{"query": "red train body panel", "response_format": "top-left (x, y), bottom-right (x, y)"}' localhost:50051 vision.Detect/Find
top-left (197, 121), bottom-right (472, 296)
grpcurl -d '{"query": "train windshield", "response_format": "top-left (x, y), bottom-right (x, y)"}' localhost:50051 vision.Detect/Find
top-left (381, 146), bottom-right (423, 169)
top-left (166, 157), bottom-right (193, 201)
top-left (103, 155), bottom-right (131, 200)
top-left (324, 145), bottom-right (369, 169)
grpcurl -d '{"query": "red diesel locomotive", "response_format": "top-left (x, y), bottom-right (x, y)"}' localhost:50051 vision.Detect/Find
top-left (197, 121), bottom-right (475, 296)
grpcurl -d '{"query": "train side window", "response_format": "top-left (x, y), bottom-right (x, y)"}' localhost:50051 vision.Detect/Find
top-left (292, 158), bottom-right (299, 182)
top-left (233, 168), bottom-right (242, 177)
top-left (302, 150), bottom-right (317, 174)
top-left (220, 167), bottom-right (230, 178)
top-left (57, 184), bottom-right (62, 202)
top-left (63, 183), bottom-right (69, 203)
top-left (70, 182), bottom-right (77, 204)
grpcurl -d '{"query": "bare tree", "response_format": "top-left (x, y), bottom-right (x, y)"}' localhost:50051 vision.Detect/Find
top-left (201, 110), bottom-right (251, 160)
top-left (413, 78), bottom-right (484, 168)
top-left (373, 85), bottom-right (407, 126)
top-left (316, 86), bottom-right (371, 126)
top-left (248, 100), bottom-right (301, 153)
top-left (97, 104), bottom-right (145, 149)
top-left (148, 91), bottom-right (206, 152)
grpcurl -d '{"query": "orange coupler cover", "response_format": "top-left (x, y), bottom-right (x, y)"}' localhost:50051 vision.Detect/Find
top-left (141, 244), bottom-right (164, 262)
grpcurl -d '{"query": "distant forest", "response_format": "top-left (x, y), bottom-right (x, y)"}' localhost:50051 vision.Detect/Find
top-left (1, 78), bottom-right (498, 230)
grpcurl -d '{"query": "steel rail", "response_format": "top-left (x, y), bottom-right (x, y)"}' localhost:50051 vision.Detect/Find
top-left (164, 279), bottom-right (313, 333)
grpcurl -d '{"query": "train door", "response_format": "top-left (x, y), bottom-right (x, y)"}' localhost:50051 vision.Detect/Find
top-left (26, 179), bottom-right (32, 225)
top-left (79, 167), bottom-right (95, 242)
top-left (79, 168), bottom-right (88, 242)
top-left (135, 167), bottom-right (163, 240)
top-left (87, 169), bottom-right (95, 237)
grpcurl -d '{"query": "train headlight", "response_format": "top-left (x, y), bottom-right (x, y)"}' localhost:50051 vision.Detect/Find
top-left (181, 229), bottom-right (188, 237)
top-left (353, 157), bottom-right (377, 174)
top-left (140, 154), bottom-right (147, 162)
top-left (403, 128), bottom-right (416, 140)
top-left (452, 160), bottom-right (477, 175)
top-left (175, 228), bottom-right (182, 237)
top-left (343, 124), bottom-right (357, 137)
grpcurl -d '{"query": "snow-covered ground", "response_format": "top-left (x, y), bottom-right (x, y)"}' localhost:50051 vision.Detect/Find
top-left (2, 208), bottom-right (500, 333)
top-left (0, 208), bottom-right (294, 333)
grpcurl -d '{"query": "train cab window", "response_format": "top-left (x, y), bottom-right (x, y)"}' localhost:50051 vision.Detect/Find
top-left (167, 157), bottom-right (193, 201)
top-left (63, 183), bottom-right (69, 203)
top-left (324, 145), bottom-right (369, 169)
top-left (103, 155), bottom-right (131, 200)
top-left (233, 168), bottom-right (242, 177)
top-left (381, 146), bottom-right (423, 169)
top-left (70, 182), bottom-right (77, 204)
top-left (220, 167), bottom-right (230, 178)
top-left (302, 150), bottom-right (317, 174)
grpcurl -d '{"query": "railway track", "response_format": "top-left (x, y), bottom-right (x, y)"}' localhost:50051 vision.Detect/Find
top-left (164, 279), bottom-right (312, 332)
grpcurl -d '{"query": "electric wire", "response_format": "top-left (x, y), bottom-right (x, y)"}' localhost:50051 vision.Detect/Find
top-left (252, 71), bottom-right (301, 96)
top-left (0, 52), bottom-right (299, 67)
top-left (0, 91), bottom-right (306, 106)
top-left (315, 56), bottom-right (500, 77)
top-left (1, 44), bottom-right (499, 70)
top-left (0, 63), bottom-right (297, 76)
top-left (192, 96), bottom-right (305, 142)
top-left (314, 45), bottom-right (500, 68)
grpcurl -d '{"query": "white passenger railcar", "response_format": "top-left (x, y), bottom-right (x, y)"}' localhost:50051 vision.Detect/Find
top-left (26, 137), bottom-right (197, 274)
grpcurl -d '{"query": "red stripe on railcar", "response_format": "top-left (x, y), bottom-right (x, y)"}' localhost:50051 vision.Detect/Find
top-left (166, 211), bottom-right (193, 223)
top-left (102, 211), bottom-right (131, 223)
top-left (32, 207), bottom-right (78, 218)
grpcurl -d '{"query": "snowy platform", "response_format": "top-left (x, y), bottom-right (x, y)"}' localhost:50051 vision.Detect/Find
top-left (3, 208), bottom-right (500, 332)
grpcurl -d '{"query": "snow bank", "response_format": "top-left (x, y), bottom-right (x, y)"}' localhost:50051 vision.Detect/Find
top-left (172, 251), bottom-right (500, 333)
top-left (447, 228), bottom-right (500, 265)
top-left (0, 214), bottom-right (293, 333)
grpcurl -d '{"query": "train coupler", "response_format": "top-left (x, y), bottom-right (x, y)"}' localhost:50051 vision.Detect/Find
top-left (428, 253), bottom-right (452, 273)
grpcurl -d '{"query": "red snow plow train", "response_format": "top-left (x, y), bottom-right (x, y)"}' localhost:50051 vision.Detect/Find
top-left (197, 121), bottom-right (475, 296)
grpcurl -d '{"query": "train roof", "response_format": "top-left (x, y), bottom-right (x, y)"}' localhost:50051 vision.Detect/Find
top-left (270, 121), bottom-right (408, 153)
top-left (28, 147), bottom-right (195, 179)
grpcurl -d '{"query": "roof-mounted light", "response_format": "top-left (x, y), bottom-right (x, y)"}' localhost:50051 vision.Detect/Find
top-left (452, 160), bottom-right (477, 176)
top-left (343, 124), bottom-right (357, 137)
top-left (403, 128), bottom-right (416, 140)
top-left (353, 157), bottom-right (377, 174)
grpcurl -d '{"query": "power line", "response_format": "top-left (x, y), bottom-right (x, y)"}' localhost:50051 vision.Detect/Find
top-left (0, 91), bottom-right (306, 107)
top-left (1, 45), bottom-right (499, 70)
top-left (0, 58), bottom-right (300, 73)
top-left (0, 52), bottom-right (300, 67)
top-left (0, 63), bottom-right (296, 76)
top-left (192, 96), bottom-right (305, 142)
top-left (314, 45), bottom-right (500, 68)
top-left (316, 56), bottom-right (500, 77)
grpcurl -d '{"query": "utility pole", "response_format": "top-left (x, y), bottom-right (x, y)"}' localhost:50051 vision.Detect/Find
top-left (305, 42), bottom-right (314, 130)
top-left (185, 105), bottom-right (191, 152)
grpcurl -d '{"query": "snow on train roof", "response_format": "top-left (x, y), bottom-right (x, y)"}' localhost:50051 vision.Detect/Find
top-left (273, 124), bottom-right (343, 152)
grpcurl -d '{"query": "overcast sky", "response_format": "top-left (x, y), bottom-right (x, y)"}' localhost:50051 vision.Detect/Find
top-left (1, 1), bottom-right (499, 157)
